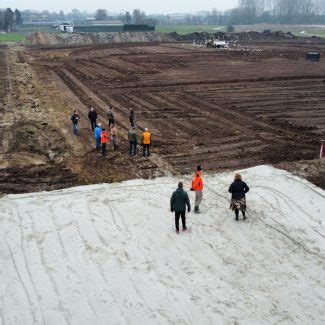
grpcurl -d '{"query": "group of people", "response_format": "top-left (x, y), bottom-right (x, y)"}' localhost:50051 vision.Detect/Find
top-left (71, 107), bottom-right (250, 233)
top-left (170, 166), bottom-right (249, 233)
top-left (70, 107), bottom-right (152, 158)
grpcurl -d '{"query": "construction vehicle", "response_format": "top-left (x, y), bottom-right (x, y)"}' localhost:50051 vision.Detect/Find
top-left (206, 39), bottom-right (229, 49)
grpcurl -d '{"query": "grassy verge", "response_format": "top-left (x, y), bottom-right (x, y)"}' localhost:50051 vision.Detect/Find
top-left (0, 33), bottom-right (26, 42)
top-left (156, 24), bottom-right (225, 35)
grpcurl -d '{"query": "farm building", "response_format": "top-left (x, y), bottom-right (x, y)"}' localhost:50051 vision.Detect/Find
top-left (55, 22), bottom-right (74, 33)
top-left (73, 24), bottom-right (155, 33)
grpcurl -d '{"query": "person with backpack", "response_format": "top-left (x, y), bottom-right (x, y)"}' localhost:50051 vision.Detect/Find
top-left (110, 124), bottom-right (118, 151)
top-left (128, 126), bottom-right (137, 156)
top-left (142, 128), bottom-right (151, 158)
top-left (88, 107), bottom-right (97, 130)
top-left (229, 173), bottom-right (250, 221)
top-left (107, 106), bottom-right (115, 127)
top-left (71, 110), bottom-right (80, 135)
top-left (170, 182), bottom-right (191, 233)
top-left (101, 128), bottom-right (109, 156)
top-left (191, 165), bottom-right (204, 213)
top-left (94, 123), bottom-right (102, 150)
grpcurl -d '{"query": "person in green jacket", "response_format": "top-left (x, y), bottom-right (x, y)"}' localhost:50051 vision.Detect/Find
top-left (170, 182), bottom-right (191, 233)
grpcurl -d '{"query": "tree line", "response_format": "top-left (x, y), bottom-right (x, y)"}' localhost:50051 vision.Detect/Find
top-left (232, 0), bottom-right (325, 24)
top-left (0, 8), bottom-right (22, 31)
top-left (1, 0), bottom-right (325, 30)
top-left (96, 9), bottom-right (156, 25)
top-left (176, 0), bottom-right (325, 25)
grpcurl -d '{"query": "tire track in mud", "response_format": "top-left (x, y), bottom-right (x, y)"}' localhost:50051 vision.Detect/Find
top-left (0, 45), bottom-right (13, 166)
top-left (142, 91), bottom-right (271, 168)
top-left (0, 46), bottom-right (7, 160)
top-left (123, 92), bottom-right (200, 146)
top-left (112, 74), bottom-right (325, 91)
top-left (27, 43), bottom-right (324, 185)
top-left (53, 68), bottom-right (176, 175)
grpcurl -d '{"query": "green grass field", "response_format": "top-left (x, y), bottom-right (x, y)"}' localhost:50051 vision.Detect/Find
top-left (0, 33), bottom-right (26, 42)
top-left (156, 24), bottom-right (225, 35)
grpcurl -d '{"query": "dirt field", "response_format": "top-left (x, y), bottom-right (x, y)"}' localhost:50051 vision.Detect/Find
top-left (1, 39), bottom-right (325, 193)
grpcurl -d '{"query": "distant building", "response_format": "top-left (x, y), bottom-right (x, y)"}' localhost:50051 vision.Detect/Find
top-left (74, 23), bottom-right (155, 33)
top-left (93, 20), bottom-right (123, 26)
top-left (55, 22), bottom-right (74, 33)
top-left (29, 14), bottom-right (48, 22)
top-left (168, 14), bottom-right (188, 23)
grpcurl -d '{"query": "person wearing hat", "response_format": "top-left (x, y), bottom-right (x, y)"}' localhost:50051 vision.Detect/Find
top-left (142, 127), bottom-right (151, 158)
top-left (191, 165), bottom-right (204, 213)
top-left (94, 123), bottom-right (102, 150)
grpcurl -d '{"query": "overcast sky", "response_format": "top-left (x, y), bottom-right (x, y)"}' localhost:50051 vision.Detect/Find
top-left (0, 0), bottom-right (238, 13)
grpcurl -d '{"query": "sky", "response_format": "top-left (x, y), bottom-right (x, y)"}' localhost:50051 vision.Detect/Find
top-left (0, 0), bottom-right (238, 14)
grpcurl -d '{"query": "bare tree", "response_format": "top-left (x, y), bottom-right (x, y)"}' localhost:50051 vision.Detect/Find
top-left (238, 0), bottom-right (265, 24)
top-left (271, 0), bottom-right (321, 22)
top-left (132, 9), bottom-right (146, 24)
top-left (122, 11), bottom-right (132, 24)
top-left (95, 9), bottom-right (108, 21)
top-left (0, 11), bottom-right (4, 31)
top-left (14, 9), bottom-right (22, 25)
top-left (4, 8), bottom-right (14, 31)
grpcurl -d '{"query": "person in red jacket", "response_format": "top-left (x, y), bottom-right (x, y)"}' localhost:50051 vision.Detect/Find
top-left (191, 165), bottom-right (204, 213)
top-left (101, 128), bottom-right (109, 156)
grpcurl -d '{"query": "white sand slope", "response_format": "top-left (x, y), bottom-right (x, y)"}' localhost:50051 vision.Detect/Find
top-left (0, 165), bottom-right (324, 325)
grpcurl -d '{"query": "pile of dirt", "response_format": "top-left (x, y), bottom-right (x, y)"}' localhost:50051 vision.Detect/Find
top-left (181, 30), bottom-right (297, 42)
top-left (11, 120), bottom-right (68, 162)
top-left (25, 32), bottom-right (61, 46)
top-left (24, 30), bottom-right (300, 47)
top-left (278, 159), bottom-right (325, 189)
top-left (25, 31), bottom-right (177, 47)
top-left (0, 163), bottom-right (78, 194)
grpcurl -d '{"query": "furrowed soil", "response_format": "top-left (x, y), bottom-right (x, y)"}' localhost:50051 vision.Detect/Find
top-left (1, 40), bottom-right (325, 193)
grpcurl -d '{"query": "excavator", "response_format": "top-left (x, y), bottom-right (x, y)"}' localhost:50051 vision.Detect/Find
top-left (206, 38), bottom-right (229, 49)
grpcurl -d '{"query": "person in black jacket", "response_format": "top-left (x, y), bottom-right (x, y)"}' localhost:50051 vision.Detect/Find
top-left (71, 110), bottom-right (80, 135)
top-left (170, 182), bottom-right (191, 233)
top-left (228, 174), bottom-right (249, 221)
top-left (129, 108), bottom-right (135, 127)
top-left (88, 107), bottom-right (97, 130)
top-left (107, 106), bottom-right (115, 127)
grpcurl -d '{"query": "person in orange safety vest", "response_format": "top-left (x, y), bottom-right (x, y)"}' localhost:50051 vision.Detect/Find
top-left (101, 128), bottom-right (109, 156)
top-left (191, 165), bottom-right (204, 213)
top-left (142, 128), bottom-right (151, 158)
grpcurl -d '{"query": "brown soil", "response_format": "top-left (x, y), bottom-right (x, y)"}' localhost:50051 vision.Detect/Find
top-left (1, 39), bottom-right (325, 194)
